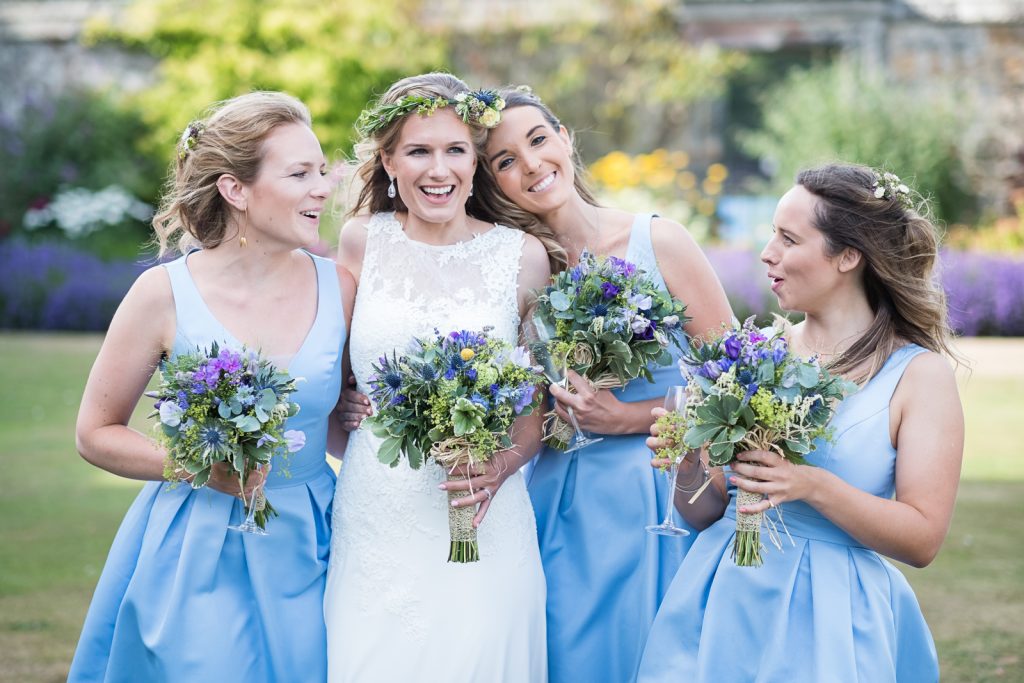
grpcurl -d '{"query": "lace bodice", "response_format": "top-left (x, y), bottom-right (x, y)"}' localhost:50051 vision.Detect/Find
top-left (349, 211), bottom-right (524, 398)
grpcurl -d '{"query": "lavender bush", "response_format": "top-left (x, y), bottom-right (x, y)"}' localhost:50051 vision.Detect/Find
top-left (0, 241), bottom-right (147, 331)
top-left (704, 247), bottom-right (1024, 337)
top-left (940, 250), bottom-right (1024, 336)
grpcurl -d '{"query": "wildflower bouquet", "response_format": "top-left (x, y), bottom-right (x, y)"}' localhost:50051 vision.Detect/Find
top-left (679, 318), bottom-right (856, 566)
top-left (534, 250), bottom-right (689, 449)
top-left (365, 329), bottom-right (543, 562)
top-left (150, 342), bottom-right (305, 531)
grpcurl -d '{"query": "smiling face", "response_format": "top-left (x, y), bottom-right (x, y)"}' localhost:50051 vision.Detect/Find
top-left (244, 122), bottom-right (329, 248)
top-left (760, 184), bottom-right (850, 315)
top-left (484, 105), bottom-right (575, 219)
top-left (381, 108), bottom-right (476, 228)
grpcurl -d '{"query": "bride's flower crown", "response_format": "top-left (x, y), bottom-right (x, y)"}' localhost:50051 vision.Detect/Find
top-left (356, 89), bottom-right (506, 137)
top-left (872, 171), bottom-right (914, 210)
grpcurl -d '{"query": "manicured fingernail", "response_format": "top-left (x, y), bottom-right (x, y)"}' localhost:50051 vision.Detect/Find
top-left (438, 483), bottom-right (446, 490)
top-left (729, 476), bottom-right (736, 484)
top-left (450, 499), bottom-right (458, 507)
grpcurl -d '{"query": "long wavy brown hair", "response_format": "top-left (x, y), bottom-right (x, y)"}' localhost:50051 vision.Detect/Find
top-left (796, 162), bottom-right (959, 382)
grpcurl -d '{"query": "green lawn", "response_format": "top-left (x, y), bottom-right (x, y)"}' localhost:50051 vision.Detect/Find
top-left (0, 333), bottom-right (1021, 682)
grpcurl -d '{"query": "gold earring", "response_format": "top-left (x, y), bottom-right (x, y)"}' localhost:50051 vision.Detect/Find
top-left (240, 207), bottom-right (248, 248)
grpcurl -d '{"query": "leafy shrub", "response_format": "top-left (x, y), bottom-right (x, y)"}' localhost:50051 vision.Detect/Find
top-left (740, 60), bottom-right (976, 225)
top-left (0, 89), bottom-right (162, 259)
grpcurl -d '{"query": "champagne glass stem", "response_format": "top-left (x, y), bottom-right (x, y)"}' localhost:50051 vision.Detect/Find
top-left (662, 461), bottom-right (679, 526)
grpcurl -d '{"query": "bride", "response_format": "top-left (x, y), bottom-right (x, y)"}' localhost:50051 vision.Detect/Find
top-left (323, 73), bottom-right (552, 682)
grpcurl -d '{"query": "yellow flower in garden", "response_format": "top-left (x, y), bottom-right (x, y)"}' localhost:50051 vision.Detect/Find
top-left (702, 178), bottom-right (722, 196)
top-left (707, 163), bottom-right (729, 183)
top-left (698, 199), bottom-right (716, 216)
top-left (677, 171), bottom-right (697, 190)
top-left (590, 151), bottom-right (634, 190)
top-left (460, 348), bottom-right (475, 361)
top-left (670, 151), bottom-right (690, 169)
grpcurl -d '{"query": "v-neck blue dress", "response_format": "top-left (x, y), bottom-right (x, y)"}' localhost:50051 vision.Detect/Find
top-left (69, 251), bottom-right (345, 683)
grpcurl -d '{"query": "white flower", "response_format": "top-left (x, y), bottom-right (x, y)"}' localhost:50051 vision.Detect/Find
top-left (479, 108), bottom-right (501, 128)
top-left (662, 315), bottom-right (680, 327)
top-left (630, 316), bottom-right (651, 335)
top-left (874, 185), bottom-right (885, 199)
top-left (159, 401), bottom-right (185, 427)
top-left (509, 346), bottom-right (532, 369)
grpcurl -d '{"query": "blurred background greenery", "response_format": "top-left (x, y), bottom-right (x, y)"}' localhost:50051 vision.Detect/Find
top-left (1, 0), bottom-right (1023, 680)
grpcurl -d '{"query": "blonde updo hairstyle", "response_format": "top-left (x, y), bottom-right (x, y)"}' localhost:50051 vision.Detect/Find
top-left (153, 91), bottom-right (312, 257)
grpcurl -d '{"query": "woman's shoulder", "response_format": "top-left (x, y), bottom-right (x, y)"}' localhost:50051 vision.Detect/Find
top-left (649, 215), bottom-right (700, 255)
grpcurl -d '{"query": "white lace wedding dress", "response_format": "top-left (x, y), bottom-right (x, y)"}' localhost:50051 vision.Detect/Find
top-left (324, 212), bottom-right (547, 682)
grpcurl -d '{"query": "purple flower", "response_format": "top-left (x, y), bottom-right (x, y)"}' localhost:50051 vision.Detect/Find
top-left (772, 340), bottom-right (788, 364)
top-left (284, 430), bottom-right (306, 452)
top-left (601, 282), bottom-right (620, 299)
top-left (513, 383), bottom-right (537, 414)
top-left (699, 360), bottom-right (722, 380)
top-left (465, 368), bottom-right (478, 382)
top-left (724, 335), bottom-right (742, 360)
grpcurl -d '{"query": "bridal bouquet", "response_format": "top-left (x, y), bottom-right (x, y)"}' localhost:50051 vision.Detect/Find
top-left (679, 318), bottom-right (856, 566)
top-left (534, 250), bottom-right (689, 448)
top-left (365, 329), bottom-right (544, 562)
top-left (150, 342), bottom-right (305, 530)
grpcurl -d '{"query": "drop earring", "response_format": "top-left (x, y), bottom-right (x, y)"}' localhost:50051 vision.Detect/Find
top-left (468, 184), bottom-right (474, 197)
top-left (239, 207), bottom-right (249, 248)
top-left (387, 176), bottom-right (396, 199)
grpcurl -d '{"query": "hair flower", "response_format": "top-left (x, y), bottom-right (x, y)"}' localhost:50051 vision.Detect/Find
top-left (177, 121), bottom-right (205, 161)
top-left (872, 170), bottom-right (914, 209)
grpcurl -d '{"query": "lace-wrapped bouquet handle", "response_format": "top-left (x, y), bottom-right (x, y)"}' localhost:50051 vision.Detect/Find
top-left (364, 328), bottom-right (544, 562)
top-left (532, 250), bottom-right (689, 449)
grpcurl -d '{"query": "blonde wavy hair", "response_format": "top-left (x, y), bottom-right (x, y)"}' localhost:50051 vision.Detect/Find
top-left (152, 91), bottom-right (312, 257)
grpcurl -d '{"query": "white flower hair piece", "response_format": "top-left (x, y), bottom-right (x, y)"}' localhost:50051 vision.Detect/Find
top-left (872, 171), bottom-right (914, 210)
top-left (177, 121), bottom-right (206, 161)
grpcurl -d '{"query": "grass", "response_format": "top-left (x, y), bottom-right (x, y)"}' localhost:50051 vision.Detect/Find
top-left (0, 332), bottom-right (1022, 682)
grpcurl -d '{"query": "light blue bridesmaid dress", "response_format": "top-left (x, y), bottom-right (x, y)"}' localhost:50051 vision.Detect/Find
top-left (637, 345), bottom-right (940, 683)
top-left (68, 251), bottom-right (345, 683)
top-left (528, 214), bottom-right (696, 683)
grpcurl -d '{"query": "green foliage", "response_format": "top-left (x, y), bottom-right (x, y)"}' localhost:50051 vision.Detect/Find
top-left (85, 0), bottom-right (449, 161)
top-left (0, 89), bottom-right (162, 257)
top-left (454, 0), bottom-right (746, 157)
top-left (739, 60), bottom-right (976, 224)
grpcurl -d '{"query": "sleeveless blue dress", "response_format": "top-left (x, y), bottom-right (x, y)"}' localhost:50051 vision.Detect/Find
top-left (68, 251), bottom-right (345, 683)
top-left (637, 345), bottom-right (939, 683)
top-left (528, 214), bottom-right (696, 683)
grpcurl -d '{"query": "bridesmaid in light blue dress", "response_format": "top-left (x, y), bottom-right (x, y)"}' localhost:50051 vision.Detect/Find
top-left (481, 91), bottom-right (734, 683)
top-left (69, 92), bottom-right (355, 683)
top-left (638, 163), bottom-right (964, 682)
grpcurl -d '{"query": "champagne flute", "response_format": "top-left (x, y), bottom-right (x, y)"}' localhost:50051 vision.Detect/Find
top-left (646, 385), bottom-right (690, 537)
top-left (229, 465), bottom-right (268, 536)
top-left (525, 313), bottom-right (603, 452)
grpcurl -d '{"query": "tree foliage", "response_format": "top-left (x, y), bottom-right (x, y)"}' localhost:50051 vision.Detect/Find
top-left (739, 60), bottom-right (977, 225)
top-left (85, 0), bottom-right (448, 161)
top-left (453, 0), bottom-right (746, 157)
